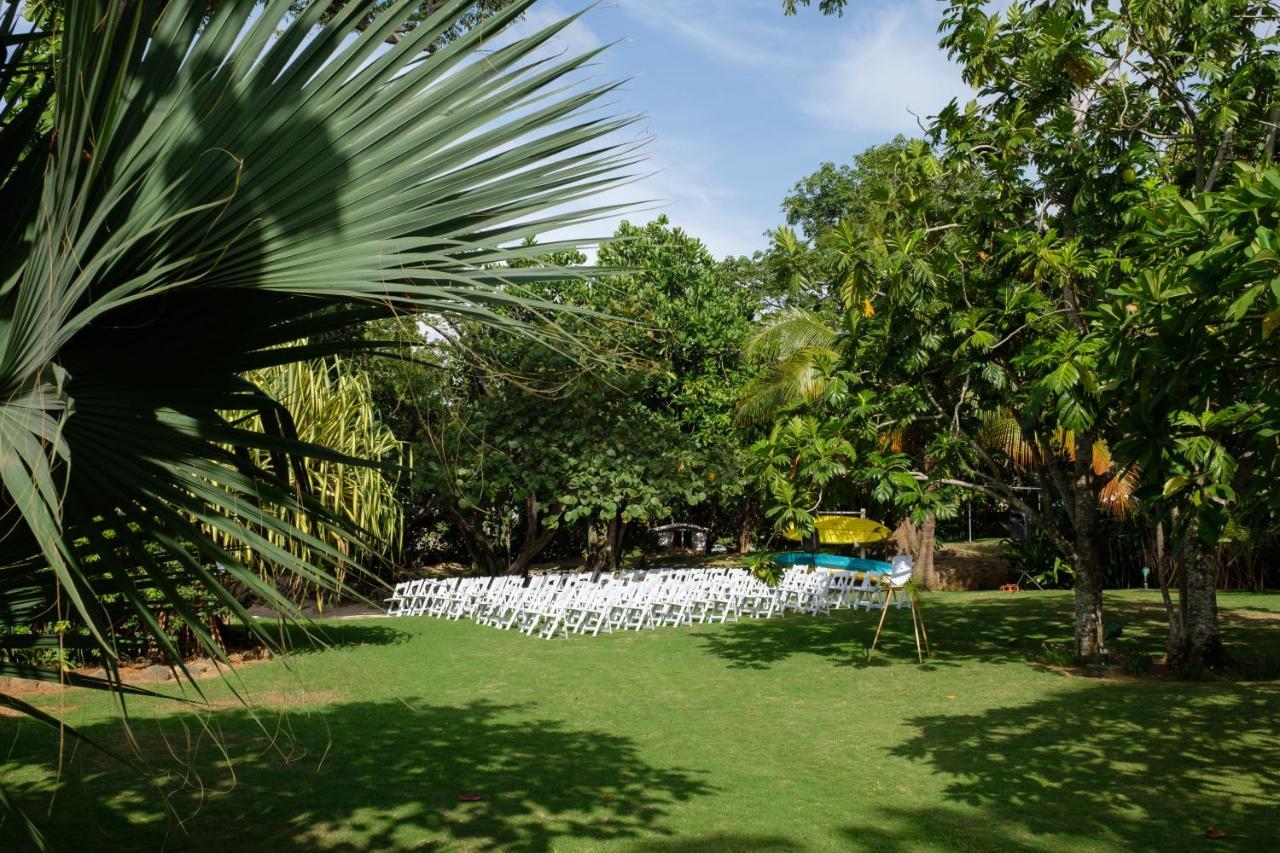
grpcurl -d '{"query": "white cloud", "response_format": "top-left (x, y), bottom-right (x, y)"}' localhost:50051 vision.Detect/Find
top-left (483, 0), bottom-right (973, 258)
top-left (514, 2), bottom-right (605, 58)
top-left (801, 1), bottom-right (971, 136)
top-left (490, 5), bottom-right (771, 260)
top-left (527, 130), bottom-right (769, 261)
top-left (614, 0), bottom-right (804, 70)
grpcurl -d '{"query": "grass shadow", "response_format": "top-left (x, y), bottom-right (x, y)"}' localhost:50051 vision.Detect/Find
top-left (630, 834), bottom-right (804, 851)
top-left (692, 592), bottom-right (1280, 674)
top-left (1, 698), bottom-right (714, 851)
top-left (290, 620), bottom-right (412, 654)
top-left (887, 680), bottom-right (1280, 849)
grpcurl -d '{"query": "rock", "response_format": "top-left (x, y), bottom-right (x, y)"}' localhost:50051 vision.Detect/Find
top-left (139, 664), bottom-right (174, 682)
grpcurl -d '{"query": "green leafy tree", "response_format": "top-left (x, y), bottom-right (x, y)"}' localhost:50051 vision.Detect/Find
top-left (773, 0), bottom-right (1280, 662)
top-left (1103, 165), bottom-right (1280, 668)
top-left (413, 217), bottom-right (758, 575)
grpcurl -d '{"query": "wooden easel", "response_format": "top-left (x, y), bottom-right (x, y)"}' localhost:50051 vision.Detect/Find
top-left (868, 583), bottom-right (931, 663)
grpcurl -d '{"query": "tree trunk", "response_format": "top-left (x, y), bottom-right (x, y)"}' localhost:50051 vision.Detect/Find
top-left (1070, 460), bottom-right (1105, 659)
top-left (914, 514), bottom-right (938, 590)
top-left (737, 497), bottom-right (760, 554)
top-left (509, 527), bottom-right (555, 578)
top-left (612, 517), bottom-right (626, 563)
top-left (1166, 535), bottom-right (1227, 671)
top-left (448, 507), bottom-right (503, 576)
top-left (585, 514), bottom-right (623, 580)
top-left (507, 496), bottom-right (556, 578)
top-left (1072, 552), bottom-right (1104, 659)
top-left (893, 518), bottom-right (920, 558)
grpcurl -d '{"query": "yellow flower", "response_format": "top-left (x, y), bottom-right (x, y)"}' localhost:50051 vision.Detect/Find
top-left (862, 299), bottom-right (876, 317)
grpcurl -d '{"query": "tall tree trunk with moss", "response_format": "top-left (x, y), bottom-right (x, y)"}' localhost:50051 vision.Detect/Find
top-left (1167, 533), bottom-right (1227, 671)
top-left (1070, 457), bottom-right (1105, 659)
top-left (915, 514), bottom-right (939, 590)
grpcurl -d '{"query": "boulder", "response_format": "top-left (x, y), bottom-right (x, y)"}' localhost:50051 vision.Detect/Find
top-left (139, 664), bottom-right (174, 682)
top-left (188, 660), bottom-right (216, 677)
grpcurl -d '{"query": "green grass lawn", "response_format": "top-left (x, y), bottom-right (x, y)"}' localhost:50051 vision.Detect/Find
top-left (2, 590), bottom-right (1279, 851)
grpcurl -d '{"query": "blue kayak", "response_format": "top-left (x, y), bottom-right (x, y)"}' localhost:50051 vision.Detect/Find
top-left (772, 551), bottom-right (891, 573)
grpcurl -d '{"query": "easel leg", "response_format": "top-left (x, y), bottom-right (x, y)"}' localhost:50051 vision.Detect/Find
top-left (869, 588), bottom-right (894, 660)
top-left (915, 598), bottom-right (931, 658)
top-left (909, 597), bottom-right (923, 663)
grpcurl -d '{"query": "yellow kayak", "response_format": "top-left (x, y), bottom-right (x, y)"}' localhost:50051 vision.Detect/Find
top-left (783, 514), bottom-right (893, 545)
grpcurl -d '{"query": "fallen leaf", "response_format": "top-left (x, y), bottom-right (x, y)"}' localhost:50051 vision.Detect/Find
top-left (1205, 825), bottom-right (1228, 839)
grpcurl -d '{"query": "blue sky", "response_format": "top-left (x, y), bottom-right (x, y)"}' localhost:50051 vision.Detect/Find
top-left (503, 0), bottom-right (973, 259)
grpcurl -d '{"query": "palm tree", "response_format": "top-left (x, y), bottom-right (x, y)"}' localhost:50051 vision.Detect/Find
top-left (0, 0), bottom-right (635, 827)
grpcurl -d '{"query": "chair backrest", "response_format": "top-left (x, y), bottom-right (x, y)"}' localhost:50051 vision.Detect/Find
top-left (887, 555), bottom-right (914, 587)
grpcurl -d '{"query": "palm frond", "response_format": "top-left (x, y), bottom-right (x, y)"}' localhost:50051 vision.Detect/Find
top-left (744, 307), bottom-right (838, 362)
top-left (979, 409), bottom-right (1036, 469)
top-left (0, 0), bottom-right (633, 733)
top-left (1099, 463), bottom-right (1142, 517)
top-left (736, 347), bottom-right (839, 426)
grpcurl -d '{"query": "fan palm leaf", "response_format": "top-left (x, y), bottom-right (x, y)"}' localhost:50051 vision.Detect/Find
top-left (0, 0), bottom-right (637, 808)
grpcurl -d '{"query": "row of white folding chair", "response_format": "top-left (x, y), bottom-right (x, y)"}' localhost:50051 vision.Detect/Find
top-left (472, 576), bottom-right (521, 625)
top-left (385, 578), bottom-right (457, 617)
top-left (389, 564), bottom-right (877, 636)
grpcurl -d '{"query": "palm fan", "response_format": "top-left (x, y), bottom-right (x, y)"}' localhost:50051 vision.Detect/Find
top-left (0, 0), bottom-right (637, 822)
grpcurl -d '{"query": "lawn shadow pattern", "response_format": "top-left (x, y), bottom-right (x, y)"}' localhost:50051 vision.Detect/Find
top-left (284, 620), bottom-right (413, 654)
top-left (888, 681), bottom-right (1280, 850)
top-left (691, 594), bottom-right (1073, 670)
top-left (1, 699), bottom-right (714, 851)
top-left (692, 592), bottom-right (1280, 672)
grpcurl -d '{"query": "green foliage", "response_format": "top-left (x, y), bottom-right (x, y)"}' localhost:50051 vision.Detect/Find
top-left (1036, 641), bottom-right (1077, 668)
top-left (1105, 165), bottom-right (1280, 549)
top-left (230, 357), bottom-right (406, 609)
top-left (781, 136), bottom-right (914, 238)
top-left (760, 1), bottom-right (1280, 661)
top-left (747, 416), bottom-right (856, 536)
top-left (1004, 532), bottom-right (1075, 589)
top-left (742, 551), bottom-right (786, 586)
top-left (414, 217), bottom-right (759, 571)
